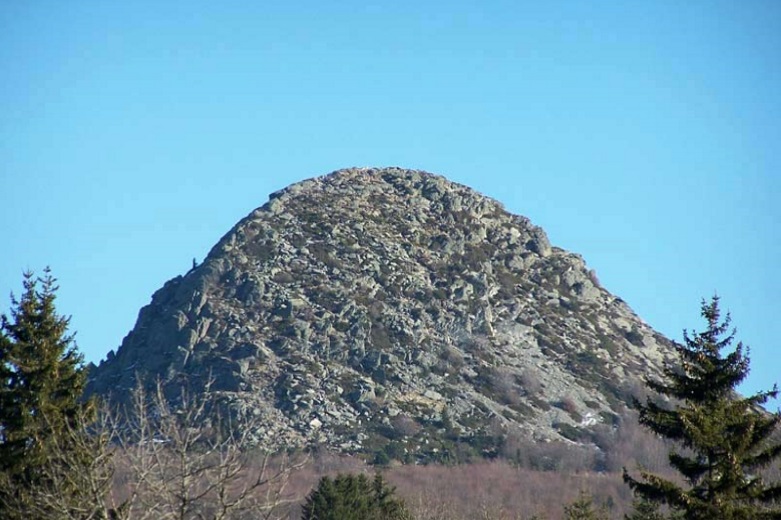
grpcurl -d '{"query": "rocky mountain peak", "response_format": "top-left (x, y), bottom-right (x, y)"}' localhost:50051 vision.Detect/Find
top-left (90, 167), bottom-right (674, 462)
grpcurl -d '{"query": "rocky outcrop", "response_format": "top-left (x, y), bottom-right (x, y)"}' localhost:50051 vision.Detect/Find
top-left (89, 167), bottom-right (674, 461)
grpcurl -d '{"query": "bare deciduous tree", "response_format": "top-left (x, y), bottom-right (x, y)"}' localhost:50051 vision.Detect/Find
top-left (115, 380), bottom-right (308, 520)
top-left (3, 379), bottom-right (308, 520)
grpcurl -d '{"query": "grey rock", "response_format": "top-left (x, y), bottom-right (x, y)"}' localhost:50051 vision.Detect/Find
top-left (88, 167), bottom-right (676, 459)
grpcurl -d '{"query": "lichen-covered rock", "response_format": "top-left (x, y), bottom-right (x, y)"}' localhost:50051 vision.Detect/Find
top-left (88, 167), bottom-right (675, 460)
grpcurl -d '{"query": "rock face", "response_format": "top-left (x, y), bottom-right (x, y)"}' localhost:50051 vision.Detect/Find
top-left (89, 167), bottom-right (674, 460)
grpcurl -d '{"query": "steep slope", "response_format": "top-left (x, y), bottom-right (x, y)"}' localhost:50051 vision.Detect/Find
top-left (89, 167), bottom-right (674, 460)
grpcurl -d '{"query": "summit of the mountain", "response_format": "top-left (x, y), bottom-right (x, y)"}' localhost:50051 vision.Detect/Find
top-left (89, 167), bottom-right (674, 462)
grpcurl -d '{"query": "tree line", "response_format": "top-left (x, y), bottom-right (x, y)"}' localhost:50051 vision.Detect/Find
top-left (1, 269), bottom-right (780, 518)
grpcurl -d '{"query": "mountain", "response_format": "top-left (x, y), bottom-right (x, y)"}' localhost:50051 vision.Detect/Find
top-left (88, 167), bottom-right (675, 462)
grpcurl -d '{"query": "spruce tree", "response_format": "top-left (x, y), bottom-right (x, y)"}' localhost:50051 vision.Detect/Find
top-left (624, 296), bottom-right (781, 519)
top-left (0, 269), bottom-right (93, 519)
top-left (624, 497), bottom-right (666, 520)
top-left (563, 491), bottom-right (608, 520)
top-left (301, 473), bottom-right (411, 520)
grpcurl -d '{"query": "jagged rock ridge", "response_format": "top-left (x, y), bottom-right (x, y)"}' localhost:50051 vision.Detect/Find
top-left (90, 167), bottom-right (674, 460)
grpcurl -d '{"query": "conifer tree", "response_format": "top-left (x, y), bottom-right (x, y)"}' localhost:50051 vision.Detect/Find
top-left (0, 269), bottom-right (93, 519)
top-left (624, 497), bottom-right (666, 520)
top-left (563, 491), bottom-right (608, 520)
top-left (301, 472), bottom-right (411, 520)
top-left (624, 296), bottom-right (781, 519)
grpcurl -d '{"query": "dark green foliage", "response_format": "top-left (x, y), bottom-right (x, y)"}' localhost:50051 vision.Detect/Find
top-left (563, 491), bottom-right (609, 520)
top-left (624, 296), bottom-right (781, 519)
top-left (373, 450), bottom-right (392, 467)
top-left (301, 473), bottom-right (411, 520)
top-left (0, 269), bottom-right (94, 519)
top-left (624, 497), bottom-right (666, 520)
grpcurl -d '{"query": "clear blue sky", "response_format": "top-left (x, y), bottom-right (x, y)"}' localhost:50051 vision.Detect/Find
top-left (2, 1), bottom-right (779, 406)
